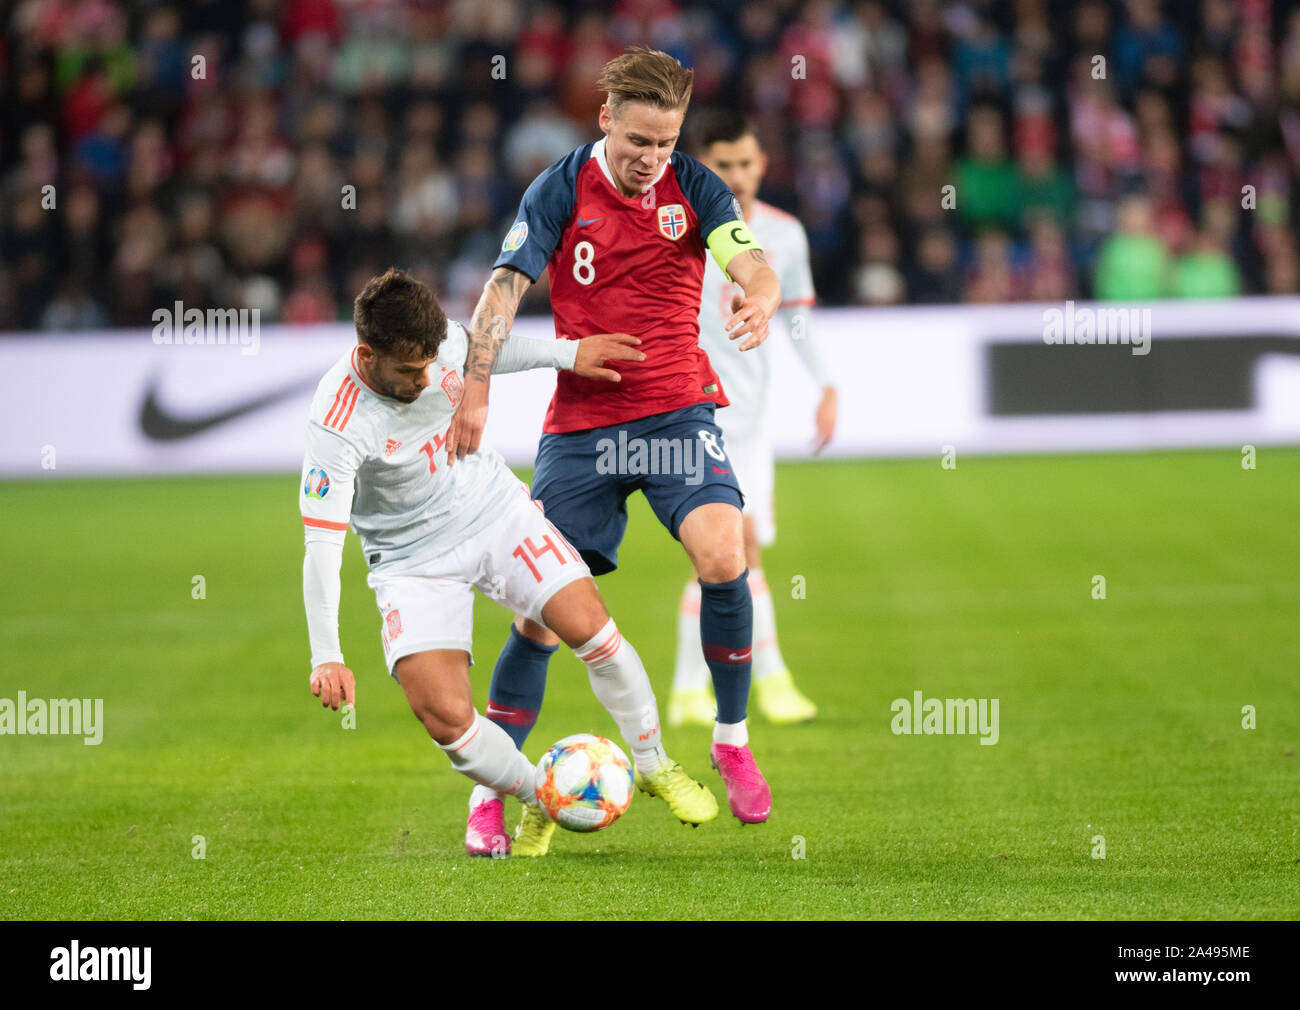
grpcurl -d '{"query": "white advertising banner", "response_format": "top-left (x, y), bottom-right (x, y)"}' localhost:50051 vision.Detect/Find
top-left (2, 298), bottom-right (1299, 478)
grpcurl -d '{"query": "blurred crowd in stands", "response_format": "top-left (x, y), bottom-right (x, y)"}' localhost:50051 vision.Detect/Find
top-left (2, 0), bottom-right (1299, 331)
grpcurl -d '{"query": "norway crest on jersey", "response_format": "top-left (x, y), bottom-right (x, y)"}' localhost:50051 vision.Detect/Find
top-left (657, 203), bottom-right (688, 240)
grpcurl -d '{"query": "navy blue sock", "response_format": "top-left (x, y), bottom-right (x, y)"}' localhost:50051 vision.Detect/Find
top-left (485, 625), bottom-right (557, 750)
top-left (698, 570), bottom-right (753, 724)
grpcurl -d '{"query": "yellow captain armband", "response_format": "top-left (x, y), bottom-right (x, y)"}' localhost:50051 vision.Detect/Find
top-left (705, 220), bottom-right (762, 281)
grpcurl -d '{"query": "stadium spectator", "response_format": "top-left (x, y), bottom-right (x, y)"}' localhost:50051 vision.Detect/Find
top-left (955, 105), bottom-right (1020, 234)
top-left (1024, 218), bottom-right (1078, 301)
top-left (1094, 195), bottom-right (1169, 300)
top-left (905, 226), bottom-right (961, 304)
top-left (964, 229), bottom-right (1019, 303)
top-left (1170, 222), bottom-right (1243, 298)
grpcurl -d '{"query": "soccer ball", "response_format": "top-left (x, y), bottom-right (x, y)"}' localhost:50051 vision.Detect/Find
top-left (535, 734), bottom-right (634, 832)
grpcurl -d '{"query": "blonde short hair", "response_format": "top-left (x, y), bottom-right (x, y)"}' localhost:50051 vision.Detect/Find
top-left (597, 46), bottom-right (694, 116)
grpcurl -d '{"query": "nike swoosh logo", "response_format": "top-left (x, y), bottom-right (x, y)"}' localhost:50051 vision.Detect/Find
top-left (577, 216), bottom-right (602, 226)
top-left (728, 651), bottom-right (751, 662)
top-left (712, 466), bottom-right (731, 474)
top-left (139, 373), bottom-right (320, 441)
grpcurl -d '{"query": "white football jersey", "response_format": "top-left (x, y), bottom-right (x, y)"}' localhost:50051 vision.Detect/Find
top-left (299, 321), bottom-right (522, 573)
top-left (697, 200), bottom-right (828, 433)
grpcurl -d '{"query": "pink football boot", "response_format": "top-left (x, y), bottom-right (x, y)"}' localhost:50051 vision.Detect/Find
top-left (709, 743), bottom-right (772, 823)
top-left (465, 799), bottom-right (511, 857)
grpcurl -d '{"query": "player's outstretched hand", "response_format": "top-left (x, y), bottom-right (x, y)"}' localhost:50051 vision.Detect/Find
top-left (444, 380), bottom-right (489, 464)
top-left (310, 662), bottom-right (356, 711)
top-left (726, 293), bottom-right (772, 351)
top-left (574, 332), bottom-right (645, 382)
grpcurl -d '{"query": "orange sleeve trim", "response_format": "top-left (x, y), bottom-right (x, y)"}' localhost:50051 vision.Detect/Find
top-left (303, 517), bottom-right (349, 531)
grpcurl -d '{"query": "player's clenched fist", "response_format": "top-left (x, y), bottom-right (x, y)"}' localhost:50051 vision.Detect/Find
top-left (310, 662), bottom-right (356, 710)
top-left (574, 332), bottom-right (645, 382)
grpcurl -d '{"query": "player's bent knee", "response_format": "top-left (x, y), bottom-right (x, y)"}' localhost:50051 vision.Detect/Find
top-left (394, 650), bottom-right (475, 744)
top-left (539, 578), bottom-right (609, 650)
top-left (680, 503), bottom-right (746, 582)
top-left (419, 701), bottom-right (475, 747)
top-left (514, 613), bottom-right (561, 648)
top-left (692, 542), bottom-right (747, 584)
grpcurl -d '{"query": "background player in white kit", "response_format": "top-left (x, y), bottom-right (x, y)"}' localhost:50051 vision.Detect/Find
top-left (300, 269), bottom-right (718, 856)
top-left (670, 112), bottom-right (837, 727)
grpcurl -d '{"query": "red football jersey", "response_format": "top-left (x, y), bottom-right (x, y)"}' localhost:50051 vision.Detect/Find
top-left (495, 139), bottom-right (750, 432)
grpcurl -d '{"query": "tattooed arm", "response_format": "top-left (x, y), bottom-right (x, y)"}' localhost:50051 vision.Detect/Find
top-left (444, 266), bottom-right (532, 463)
top-left (722, 248), bottom-right (782, 352)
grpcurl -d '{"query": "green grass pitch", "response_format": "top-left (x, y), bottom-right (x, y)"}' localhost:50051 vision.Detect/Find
top-left (1, 449), bottom-right (1297, 920)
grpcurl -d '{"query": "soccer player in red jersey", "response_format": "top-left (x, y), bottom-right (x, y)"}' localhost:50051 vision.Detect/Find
top-left (445, 48), bottom-right (781, 853)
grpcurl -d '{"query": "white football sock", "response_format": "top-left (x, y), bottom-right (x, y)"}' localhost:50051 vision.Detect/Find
top-left (673, 580), bottom-right (711, 691)
top-left (576, 618), bottom-right (668, 776)
top-left (713, 718), bottom-right (749, 747)
top-left (468, 783), bottom-right (501, 812)
top-left (749, 568), bottom-right (787, 680)
top-left (437, 713), bottom-right (538, 806)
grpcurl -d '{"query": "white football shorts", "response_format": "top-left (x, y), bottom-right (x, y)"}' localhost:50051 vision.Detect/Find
top-left (366, 484), bottom-right (591, 676)
top-left (717, 415), bottom-right (776, 547)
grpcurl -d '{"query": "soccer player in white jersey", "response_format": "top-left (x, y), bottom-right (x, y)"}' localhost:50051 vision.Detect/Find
top-left (300, 269), bottom-right (718, 856)
top-left (669, 111), bottom-right (836, 727)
